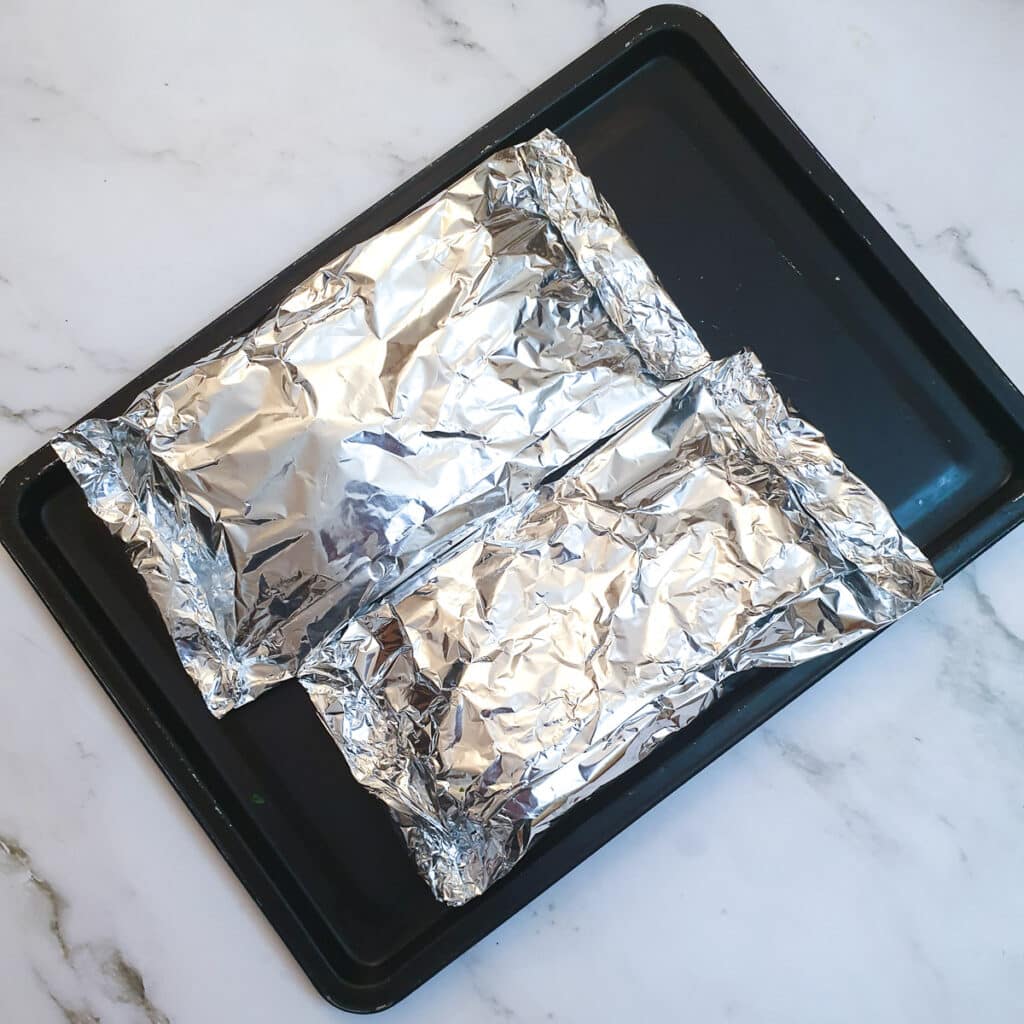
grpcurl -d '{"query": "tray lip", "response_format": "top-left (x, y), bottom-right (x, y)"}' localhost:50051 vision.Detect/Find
top-left (3, 3), bottom-right (1024, 1012)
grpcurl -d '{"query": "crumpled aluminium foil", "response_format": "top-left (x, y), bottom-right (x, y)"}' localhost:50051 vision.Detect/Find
top-left (52, 130), bottom-right (708, 716)
top-left (302, 351), bottom-right (941, 905)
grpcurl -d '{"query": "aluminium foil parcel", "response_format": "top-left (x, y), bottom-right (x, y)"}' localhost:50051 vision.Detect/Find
top-left (53, 131), bottom-right (707, 716)
top-left (302, 352), bottom-right (940, 905)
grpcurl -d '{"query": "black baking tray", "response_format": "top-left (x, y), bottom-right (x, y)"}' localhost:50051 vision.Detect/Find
top-left (3, 5), bottom-right (1023, 1012)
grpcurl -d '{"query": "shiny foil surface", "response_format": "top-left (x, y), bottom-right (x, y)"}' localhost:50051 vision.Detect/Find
top-left (302, 351), bottom-right (941, 905)
top-left (52, 130), bottom-right (707, 716)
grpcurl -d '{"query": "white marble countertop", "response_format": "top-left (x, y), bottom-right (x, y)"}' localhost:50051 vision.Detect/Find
top-left (2, 1), bottom-right (1022, 1021)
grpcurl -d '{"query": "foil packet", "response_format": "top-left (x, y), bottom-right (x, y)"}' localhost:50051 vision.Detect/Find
top-left (53, 130), bottom-right (707, 716)
top-left (302, 351), bottom-right (941, 905)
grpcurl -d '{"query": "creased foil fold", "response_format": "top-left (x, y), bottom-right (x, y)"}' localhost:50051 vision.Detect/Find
top-left (52, 130), bottom-right (707, 716)
top-left (302, 352), bottom-right (941, 905)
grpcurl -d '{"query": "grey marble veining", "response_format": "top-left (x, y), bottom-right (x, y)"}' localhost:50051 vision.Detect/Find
top-left (1, 835), bottom-right (170, 1024)
top-left (1, 1), bottom-right (1022, 1021)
